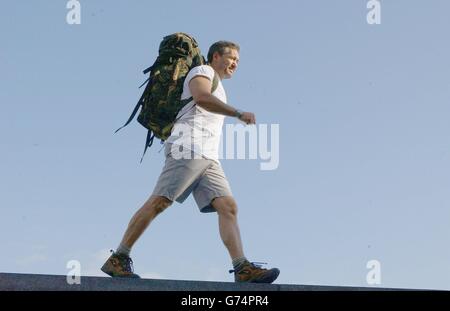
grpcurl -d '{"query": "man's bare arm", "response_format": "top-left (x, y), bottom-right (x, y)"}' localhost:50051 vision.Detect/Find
top-left (189, 76), bottom-right (236, 116)
top-left (189, 76), bottom-right (256, 124)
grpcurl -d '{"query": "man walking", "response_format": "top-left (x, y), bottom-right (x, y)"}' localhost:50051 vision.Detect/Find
top-left (101, 41), bottom-right (280, 283)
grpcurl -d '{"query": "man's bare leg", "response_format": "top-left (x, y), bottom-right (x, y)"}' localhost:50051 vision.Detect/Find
top-left (211, 196), bottom-right (280, 283)
top-left (120, 195), bottom-right (172, 249)
top-left (101, 195), bottom-right (172, 277)
top-left (211, 196), bottom-right (244, 259)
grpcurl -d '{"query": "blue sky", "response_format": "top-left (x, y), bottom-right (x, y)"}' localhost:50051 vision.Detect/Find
top-left (1, 0), bottom-right (450, 290)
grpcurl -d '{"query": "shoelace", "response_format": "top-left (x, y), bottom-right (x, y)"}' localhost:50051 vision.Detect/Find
top-left (229, 261), bottom-right (268, 274)
top-left (123, 256), bottom-right (135, 273)
top-left (110, 249), bottom-right (135, 273)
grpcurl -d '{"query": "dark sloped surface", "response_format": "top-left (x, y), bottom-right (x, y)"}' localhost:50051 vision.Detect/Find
top-left (0, 273), bottom-right (410, 291)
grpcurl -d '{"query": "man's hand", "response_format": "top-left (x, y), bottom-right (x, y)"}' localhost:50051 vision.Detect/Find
top-left (238, 112), bottom-right (256, 125)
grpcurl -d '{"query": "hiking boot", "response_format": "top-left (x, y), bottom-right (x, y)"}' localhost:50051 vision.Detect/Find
top-left (101, 250), bottom-right (140, 278)
top-left (229, 261), bottom-right (280, 283)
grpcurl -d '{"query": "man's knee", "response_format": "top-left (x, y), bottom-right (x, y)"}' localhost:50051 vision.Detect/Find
top-left (212, 196), bottom-right (238, 216)
top-left (148, 195), bottom-right (172, 214)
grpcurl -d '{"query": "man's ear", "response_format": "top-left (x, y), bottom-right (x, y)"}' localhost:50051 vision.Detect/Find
top-left (213, 51), bottom-right (221, 62)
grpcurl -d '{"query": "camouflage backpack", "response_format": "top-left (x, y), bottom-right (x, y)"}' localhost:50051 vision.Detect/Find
top-left (115, 32), bottom-right (219, 161)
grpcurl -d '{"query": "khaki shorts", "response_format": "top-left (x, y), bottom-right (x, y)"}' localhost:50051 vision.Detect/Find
top-left (151, 143), bottom-right (233, 213)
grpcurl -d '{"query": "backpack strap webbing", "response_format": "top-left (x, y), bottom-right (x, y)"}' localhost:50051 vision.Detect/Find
top-left (115, 62), bottom-right (158, 134)
top-left (140, 130), bottom-right (155, 163)
top-left (114, 79), bottom-right (151, 134)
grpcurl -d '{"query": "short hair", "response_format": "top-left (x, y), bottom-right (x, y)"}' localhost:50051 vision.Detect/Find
top-left (207, 41), bottom-right (240, 63)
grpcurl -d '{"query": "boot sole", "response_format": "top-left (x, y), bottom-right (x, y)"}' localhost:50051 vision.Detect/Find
top-left (101, 263), bottom-right (141, 278)
top-left (237, 268), bottom-right (280, 284)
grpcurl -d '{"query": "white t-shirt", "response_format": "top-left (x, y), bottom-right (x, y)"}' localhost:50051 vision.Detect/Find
top-left (166, 65), bottom-right (226, 162)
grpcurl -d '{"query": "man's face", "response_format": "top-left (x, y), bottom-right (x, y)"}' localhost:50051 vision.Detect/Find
top-left (213, 48), bottom-right (240, 79)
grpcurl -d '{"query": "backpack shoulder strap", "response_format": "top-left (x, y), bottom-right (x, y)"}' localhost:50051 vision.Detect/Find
top-left (178, 69), bottom-right (219, 111)
top-left (211, 71), bottom-right (219, 94)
